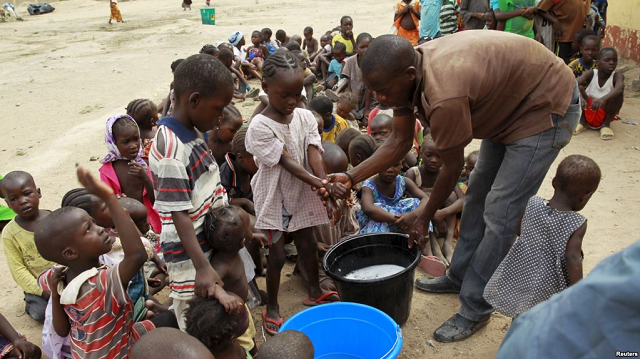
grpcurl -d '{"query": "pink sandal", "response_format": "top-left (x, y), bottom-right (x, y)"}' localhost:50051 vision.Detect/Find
top-left (419, 255), bottom-right (447, 277)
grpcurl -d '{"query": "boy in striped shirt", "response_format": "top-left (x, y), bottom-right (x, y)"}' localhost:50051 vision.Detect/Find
top-left (36, 167), bottom-right (157, 359)
top-left (440, 0), bottom-right (461, 35)
top-left (149, 54), bottom-right (237, 330)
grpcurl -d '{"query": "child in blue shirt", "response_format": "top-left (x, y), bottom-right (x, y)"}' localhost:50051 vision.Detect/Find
top-left (326, 42), bottom-right (346, 90)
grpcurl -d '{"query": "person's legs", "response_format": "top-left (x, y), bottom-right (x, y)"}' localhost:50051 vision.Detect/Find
top-left (265, 233), bottom-right (286, 328)
top-left (293, 227), bottom-right (322, 300)
top-left (600, 94), bottom-right (623, 139)
top-left (556, 42), bottom-right (573, 64)
top-left (24, 292), bottom-right (47, 323)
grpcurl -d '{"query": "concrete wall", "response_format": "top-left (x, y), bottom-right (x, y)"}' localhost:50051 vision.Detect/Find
top-left (604, 0), bottom-right (640, 63)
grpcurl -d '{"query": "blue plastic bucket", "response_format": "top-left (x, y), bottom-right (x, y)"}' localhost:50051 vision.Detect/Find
top-left (279, 302), bottom-right (402, 359)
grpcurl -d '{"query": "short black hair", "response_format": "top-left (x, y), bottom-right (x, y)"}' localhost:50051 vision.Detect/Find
top-left (259, 330), bottom-right (314, 359)
top-left (118, 197), bottom-right (147, 223)
top-left (231, 126), bottom-right (248, 154)
top-left (348, 135), bottom-right (377, 162)
top-left (581, 35), bottom-right (600, 47)
top-left (173, 54), bottom-right (233, 99)
top-left (170, 59), bottom-right (184, 73)
top-left (218, 48), bottom-right (234, 66)
top-left (308, 96), bottom-right (333, 117)
top-left (304, 26), bottom-right (313, 34)
top-left (600, 47), bottom-right (617, 57)
top-left (262, 51), bottom-right (301, 80)
top-left (356, 32), bottom-right (372, 45)
top-left (336, 128), bottom-right (361, 155)
top-left (1, 171), bottom-right (36, 197)
top-left (261, 28), bottom-right (272, 37)
top-left (554, 155), bottom-right (601, 196)
top-left (361, 35), bottom-right (415, 78)
top-left (340, 15), bottom-right (352, 25)
top-left (286, 41), bottom-right (301, 51)
top-left (185, 297), bottom-right (239, 353)
top-left (370, 113), bottom-right (393, 128)
top-left (34, 206), bottom-right (83, 263)
top-left (126, 99), bottom-right (156, 130)
top-left (574, 29), bottom-right (596, 44)
top-left (321, 141), bottom-right (349, 173)
top-left (276, 29), bottom-right (287, 39)
top-left (199, 44), bottom-right (219, 56)
top-left (131, 328), bottom-right (214, 359)
top-left (332, 42), bottom-right (347, 53)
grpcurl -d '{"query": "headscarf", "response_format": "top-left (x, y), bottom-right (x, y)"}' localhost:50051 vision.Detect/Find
top-left (101, 114), bottom-right (146, 166)
top-left (228, 31), bottom-right (243, 47)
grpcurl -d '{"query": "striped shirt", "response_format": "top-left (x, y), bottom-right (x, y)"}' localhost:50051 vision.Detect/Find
top-left (150, 117), bottom-right (227, 299)
top-left (38, 264), bottom-right (154, 359)
top-left (440, 0), bottom-right (460, 35)
top-left (246, 108), bottom-right (328, 232)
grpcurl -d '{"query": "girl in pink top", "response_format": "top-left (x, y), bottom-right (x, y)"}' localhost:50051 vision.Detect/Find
top-left (98, 114), bottom-right (161, 234)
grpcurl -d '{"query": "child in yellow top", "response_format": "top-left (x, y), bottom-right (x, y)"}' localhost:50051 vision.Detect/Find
top-left (1, 171), bottom-right (54, 323)
top-left (308, 96), bottom-right (348, 143)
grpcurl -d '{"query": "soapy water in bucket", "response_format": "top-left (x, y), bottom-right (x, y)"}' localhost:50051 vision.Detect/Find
top-left (343, 264), bottom-right (405, 280)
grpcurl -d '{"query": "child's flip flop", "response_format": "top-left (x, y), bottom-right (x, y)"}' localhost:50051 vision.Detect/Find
top-left (262, 309), bottom-right (283, 336)
top-left (302, 291), bottom-right (340, 307)
top-left (573, 123), bottom-right (585, 135)
top-left (600, 127), bottom-right (614, 140)
top-left (419, 255), bottom-right (447, 277)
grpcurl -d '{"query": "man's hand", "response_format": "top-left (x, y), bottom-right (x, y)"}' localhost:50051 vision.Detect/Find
top-left (521, 6), bottom-right (537, 19)
top-left (552, 22), bottom-right (564, 39)
top-left (409, 215), bottom-right (431, 249)
top-left (194, 265), bottom-right (223, 298)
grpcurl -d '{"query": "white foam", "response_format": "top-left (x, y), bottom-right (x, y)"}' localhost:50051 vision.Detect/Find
top-left (344, 264), bottom-right (405, 280)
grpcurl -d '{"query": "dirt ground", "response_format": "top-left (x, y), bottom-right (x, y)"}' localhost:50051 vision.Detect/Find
top-left (1, 0), bottom-right (639, 357)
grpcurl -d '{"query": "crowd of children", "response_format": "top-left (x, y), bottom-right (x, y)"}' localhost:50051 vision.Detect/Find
top-left (0, 3), bottom-right (624, 357)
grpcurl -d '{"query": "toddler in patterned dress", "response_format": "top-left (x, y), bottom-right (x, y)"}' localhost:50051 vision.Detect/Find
top-left (484, 155), bottom-right (601, 317)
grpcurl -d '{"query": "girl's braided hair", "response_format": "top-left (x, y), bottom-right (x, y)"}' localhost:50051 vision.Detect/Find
top-left (262, 51), bottom-right (301, 80)
top-left (126, 99), bottom-right (156, 130)
top-left (61, 188), bottom-right (93, 213)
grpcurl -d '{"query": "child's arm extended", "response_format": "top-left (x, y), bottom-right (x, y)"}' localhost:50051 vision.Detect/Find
top-left (50, 267), bottom-right (71, 337)
top-left (0, 313), bottom-right (41, 359)
top-left (361, 186), bottom-right (398, 224)
top-left (173, 211), bottom-right (223, 297)
top-left (279, 150), bottom-right (325, 189)
top-left (395, 177), bottom-right (429, 233)
top-left (565, 221), bottom-right (587, 285)
top-left (77, 166), bottom-right (147, 289)
top-left (213, 284), bottom-right (244, 314)
top-left (494, 6), bottom-right (536, 21)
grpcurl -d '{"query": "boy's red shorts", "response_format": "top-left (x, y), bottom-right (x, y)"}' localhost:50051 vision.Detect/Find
top-left (585, 97), bottom-right (622, 128)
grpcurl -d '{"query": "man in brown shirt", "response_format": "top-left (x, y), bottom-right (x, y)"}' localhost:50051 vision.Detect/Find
top-left (326, 32), bottom-right (581, 342)
top-left (538, 0), bottom-right (586, 63)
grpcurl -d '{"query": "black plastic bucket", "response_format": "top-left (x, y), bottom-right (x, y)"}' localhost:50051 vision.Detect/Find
top-left (323, 232), bottom-right (420, 326)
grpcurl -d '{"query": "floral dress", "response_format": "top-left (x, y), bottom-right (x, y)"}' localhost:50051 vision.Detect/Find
top-left (357, 175), bottom-right (421, 234)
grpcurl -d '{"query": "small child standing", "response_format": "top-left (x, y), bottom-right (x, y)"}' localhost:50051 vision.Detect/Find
top-left (394, 0), bottom-right (422, 45)
top-left (125, 99), bottom-right (158, 161)
top-left (246, 52), bottom-right (342, 336)
top-left (574, 47), bottom-right (624, 140)
top-left (308, 96), bottom-right (348, 143)
top-left (484, 155), bottom-right (601, 317)
top-left (0, 313), bottom-right (42, 359)
top-left (99, 114), bottom-right (161, 234)
top-left (1, 171), bottom-right (53, 324)
top-left (150, 54), bottom-right (234, 330)
top-left (109, 0), bottom-right (124, 24)
top-left (357, 159), bottom-right (428, 234)
top-left (568, 35), bottom-right (600, 78)
top-left (302, 27), bottom-right (318, 56)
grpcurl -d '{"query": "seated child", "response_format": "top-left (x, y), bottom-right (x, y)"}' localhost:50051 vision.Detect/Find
top-left (394, 0), bottom-right (422, 45)
top-left (336, 92), bottom-right (359, 129)
top-left (259, 330), bottom-right (314, 359)
top-left (246, 30), bottom-right (269, 73)
top-left (125, 99), bottom-right (158, 161)
top-left (36, 167), bottom-right (161, 359)
top-left (199, 44), bottom-right (219, 57)
top-left (405, 135), bottom-right (464, 270)
top-left (261, 28), bottom-right (279, 53)
top-left (185, 295), bottom-right (252, 359)
top-left (308, 96), bottom-right (348, 143)
top-left (276, 29), bottom-right (290, 47)
top-left (569, 35), bottom-right (600, 78)
top-left (300, 142), bottom-right (359, 292)
top-left (130, 328), bottom-right (213, 359)
top-left (311, 33), bottom-right (332, 75)
top-left (205, 205), bottom-right (260, 355)
top-left (1, 171), bottom-right (53, 323)
top-left (325, 42), bottom-right (346, 89)
top-left (574, 48), bottom-right (624, 140)
top-left (207, 104), bottom-right (244, 166)
top-left (335, 128), bottom-right (361, 161)
top-left (99, 114), bottom-right (161, 234)
top-left (218, 48), bottom-right (256, 100)
top-left (484, 155), bottom-right (600, 317)
top-left (302, 26), bottom-right (318, 57)
top-left (357, 159), bottom-right (428, 234)
top-left (292, 50), bottom-right (317, 102)
top-left (332, 16), bottom-right (356, 56)
top-left (369, 114), bottom-right (417, 169)
top-left (0, 313), bottom-right (41, 359)
top-left (229, 31), bottom-right (262, 81)
top-left (459, 150), bottom-right (479, 192)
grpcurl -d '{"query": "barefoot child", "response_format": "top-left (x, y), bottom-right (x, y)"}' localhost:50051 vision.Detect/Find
top-left (149, 54), bottom-right (234, 330)
top-left (394, 0), bottom-right (422, 45)
top-left (308, 96), bottom-right (348, 143)
top-left (1, 171), bottom-right (53, 324)
top-left (229, 31), bottom-right (262, 81)
top-left (246, 31), bottom-right (270, 74)
top-left (333, 16), bottom-right (357, 55)
top-left (0, 313), bottom-right (41, 359)
top-left (568, 35), bottom-right (600, 78)
top-left (125, 99), bottom-right (158, 161)
top-left (245, 52), bottom-right (343, 336)
top-left (185, 295), bottom-right (251, 359)
top-left (302, 27), bottom-right (318, 57)
top-left (574, 48), bottom-right (624, 140)
top-left (218, 49), bottom-right (255, 101)
top-left (99, 114), bottom-right (161, 234)
top-left (207, 104), bottom-right (244, 166)
top-left (357, 159), bottom-right (429, 234)
top-left (484, 155), bottom-right (601, 317)
top-left (205, 206), bottom-right (260, 355)
top-left (325, 42), bottom-right (347, 90)
top-left (36, 167), bottom-right (159, 358)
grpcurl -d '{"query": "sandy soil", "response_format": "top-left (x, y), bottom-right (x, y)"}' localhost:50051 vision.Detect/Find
top-left (1, 0), bottom-right (639, 357)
